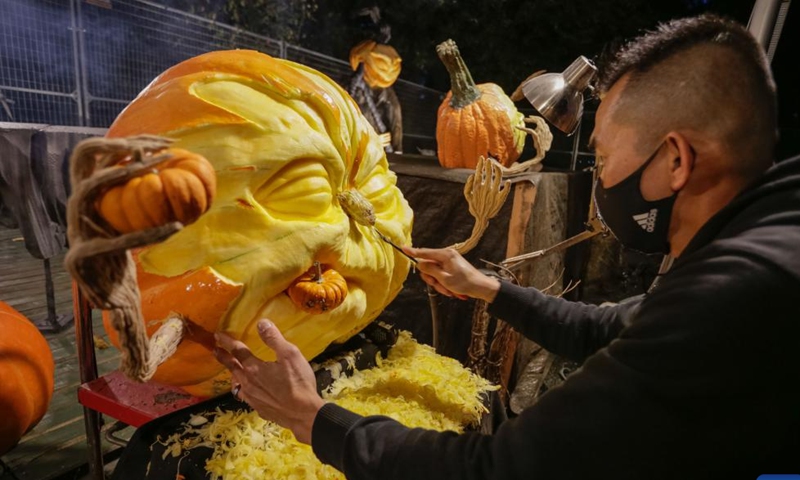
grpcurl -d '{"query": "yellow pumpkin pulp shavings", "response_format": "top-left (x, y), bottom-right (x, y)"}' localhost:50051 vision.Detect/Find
top-left (158, 331), bottom-right (497, 479)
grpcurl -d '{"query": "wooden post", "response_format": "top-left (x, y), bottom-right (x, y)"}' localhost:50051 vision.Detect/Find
top-left (73, 281), bottom-right (105, 480)
top-left (485, 181), bottom-right (537, 402)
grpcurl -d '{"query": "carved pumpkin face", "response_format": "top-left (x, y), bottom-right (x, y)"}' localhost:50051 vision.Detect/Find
top-left (106, 50), bottom-right (413, 395)
top-left (349, 40), bottom-right (402, 89)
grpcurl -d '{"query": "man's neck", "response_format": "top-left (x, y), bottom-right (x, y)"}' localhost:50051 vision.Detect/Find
top-left (668, 175), bottom-right (752, 257)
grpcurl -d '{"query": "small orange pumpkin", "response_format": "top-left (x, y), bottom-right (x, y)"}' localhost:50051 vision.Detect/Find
top-left (435, 39), bottom-right (525, 169)
top-left (349, 39), bottom-right (402, 89)
top-left (96, 148), bottom-right (216, 233)
top-left (0, 301), bottom-right (55, 455)
top-left (286, 262), bottom-right (348, 315)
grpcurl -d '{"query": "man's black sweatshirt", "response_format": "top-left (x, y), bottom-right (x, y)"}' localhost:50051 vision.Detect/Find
top-left (311, 155), bottom-right (800, 479)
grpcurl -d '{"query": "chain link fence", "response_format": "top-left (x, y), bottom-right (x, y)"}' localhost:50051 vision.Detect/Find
top-left (0, 0), bottom-right (442, 148)
top-left (0, 0), bottom-right (81, 125)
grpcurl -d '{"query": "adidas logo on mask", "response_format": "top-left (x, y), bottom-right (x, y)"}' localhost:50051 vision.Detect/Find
top-left (632, 209), bottom-right (658, 233)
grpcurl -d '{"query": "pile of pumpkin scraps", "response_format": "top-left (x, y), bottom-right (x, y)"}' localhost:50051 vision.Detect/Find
top-left (158, 330), bottom-right (496, 479)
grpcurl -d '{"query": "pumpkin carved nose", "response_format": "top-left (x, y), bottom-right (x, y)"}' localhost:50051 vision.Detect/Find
top-left (286, 262), bottom-right (348, 315)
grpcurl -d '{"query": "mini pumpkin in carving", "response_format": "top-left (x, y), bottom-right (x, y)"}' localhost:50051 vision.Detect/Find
top-left (287, 262), bottom-right (348, 314)
top-left (97, 148), bottom-right (216, 233)
top-left (435, 39), bottom-right (525, 169)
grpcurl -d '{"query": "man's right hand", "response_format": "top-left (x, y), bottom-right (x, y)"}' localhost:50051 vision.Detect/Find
top-left (403, 246), bottom-right (501, 303)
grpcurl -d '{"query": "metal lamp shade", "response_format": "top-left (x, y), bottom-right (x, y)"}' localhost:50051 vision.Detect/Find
top-left (521, 56), bottom-right (597, 136)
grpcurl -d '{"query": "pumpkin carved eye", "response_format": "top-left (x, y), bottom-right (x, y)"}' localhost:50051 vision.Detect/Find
top-left (254, 159), bottom-right (332, 220)
top-left (359, 165), bottom-right (399, 215)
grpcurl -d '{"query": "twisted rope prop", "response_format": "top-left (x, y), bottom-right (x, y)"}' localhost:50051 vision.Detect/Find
top-left (65, 135), bottom-right (185, 382)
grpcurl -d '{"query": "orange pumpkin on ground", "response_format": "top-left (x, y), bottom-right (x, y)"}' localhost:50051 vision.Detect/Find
top-left (96, 148), bottom-right (216, 234)
top-left (0, 301), bottom-right (55, 455)
top-left (435, 39), bottom-right (525, 169)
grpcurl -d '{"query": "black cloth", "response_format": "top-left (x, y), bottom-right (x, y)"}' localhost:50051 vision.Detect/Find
top-left (113, 394), bottom-right (239, 480)
top-left (0, 128), bottom-right (77, 259)
top-left (311, 154), bottom-right (800, 479)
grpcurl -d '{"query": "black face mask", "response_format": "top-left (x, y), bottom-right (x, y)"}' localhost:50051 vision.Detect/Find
top-left (594, 144), bottom-right (676, 255)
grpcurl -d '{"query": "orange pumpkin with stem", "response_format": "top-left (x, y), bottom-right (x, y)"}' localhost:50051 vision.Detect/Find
top-left (0, 302), bottom-right (55, 455)
top-left (435, 39), bottom-right (525, 169)
top-left (287, 262), bottom-right (348, 314)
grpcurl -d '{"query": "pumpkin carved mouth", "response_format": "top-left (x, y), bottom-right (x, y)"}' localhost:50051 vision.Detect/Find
top-left (286, 262), bottom-right (348, 315)
top-left (102, 252), bottom-right (244, 388)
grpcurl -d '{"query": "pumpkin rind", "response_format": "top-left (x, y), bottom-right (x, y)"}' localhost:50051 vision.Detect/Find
top-left (101, 251), bottom-right (243, 392)
top-left (0, 302), bottom-right (55, 455)
top-left (435, 39), bottom-right (525, 169)
top-left (104, 50), bottom-right (413, 391)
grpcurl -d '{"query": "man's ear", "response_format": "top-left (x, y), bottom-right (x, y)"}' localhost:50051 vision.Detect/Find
top-left (665, 132), bottom-right (695, 191)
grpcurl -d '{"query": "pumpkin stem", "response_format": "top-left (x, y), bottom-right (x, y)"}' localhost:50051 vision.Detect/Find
top-left (338, 190), bottom-right (376, 227)
top-left (313, 261), bottom-right (323, 283)
top-left (145, 315), bottom-right (184, 378)
top-left (436, 39), bottom-right (481, 109)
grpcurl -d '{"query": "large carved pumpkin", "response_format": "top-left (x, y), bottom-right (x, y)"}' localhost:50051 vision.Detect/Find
top-left (435, 39), bottom-right (525, 169)
top-left (0, 301), bottom-right (55, 455)
top-left (105, 50), bottom-right (414, 396)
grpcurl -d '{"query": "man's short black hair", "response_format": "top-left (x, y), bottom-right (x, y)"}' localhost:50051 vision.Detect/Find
top-left (596, 14), bottom-right (773, 95)
top-left (594, 14), bottom-right (778, 169)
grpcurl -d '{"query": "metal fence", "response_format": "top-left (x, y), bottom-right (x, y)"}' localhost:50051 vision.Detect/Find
top-left (0, 0), bottom-right (442, 147)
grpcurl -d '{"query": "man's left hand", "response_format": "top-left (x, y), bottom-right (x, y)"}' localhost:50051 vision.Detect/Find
top-left (214, 319), bottom-right (325, 444)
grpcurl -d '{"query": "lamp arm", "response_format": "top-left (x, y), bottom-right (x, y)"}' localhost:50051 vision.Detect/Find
top-left (500, 218), bottom-right (605, 272)
top-left (499, 165), bottom-right (605, 272)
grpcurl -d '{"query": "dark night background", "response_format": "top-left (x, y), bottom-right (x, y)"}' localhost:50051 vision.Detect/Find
top-left (166, 0), bottom-right (799, 161)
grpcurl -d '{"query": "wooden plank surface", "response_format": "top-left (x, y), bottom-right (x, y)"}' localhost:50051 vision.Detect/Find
top-left (0, 227), bottom-right (72, 322)
top-left (0, 226), bottom-right (131, 480)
